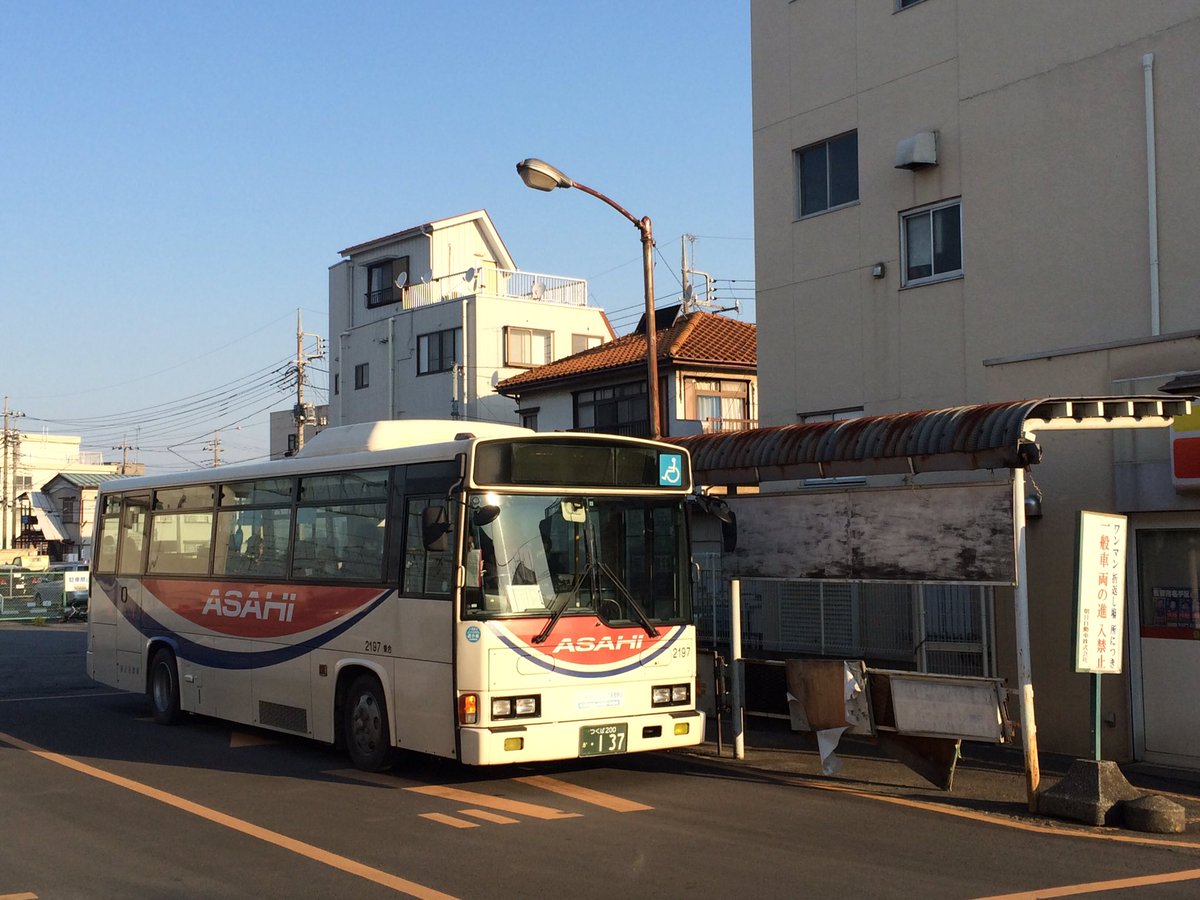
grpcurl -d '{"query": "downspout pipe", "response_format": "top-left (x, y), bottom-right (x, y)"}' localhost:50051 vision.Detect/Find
top-left (1143, 52), bottom-right (1161, 336)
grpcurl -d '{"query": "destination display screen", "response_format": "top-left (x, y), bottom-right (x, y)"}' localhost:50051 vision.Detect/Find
top-left (473, 439), bottom-right (689, 491)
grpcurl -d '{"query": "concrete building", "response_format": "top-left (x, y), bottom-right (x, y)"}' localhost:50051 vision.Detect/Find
top-left (751, 1), bottom-right (1200, 766)
top-left (328, 210), bottom-right (613, 428)
top-left (496, 308), bottom-right (757, 438)
top-left (2, 432), bottom-right (137, 555)
top-left (268, 404), bottom-right (329, 460)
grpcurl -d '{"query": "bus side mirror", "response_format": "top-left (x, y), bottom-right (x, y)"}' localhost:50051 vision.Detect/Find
top-left (721, 510), bottom-right (737, 553)
top-left (422, 505), bottom-right (451, 552)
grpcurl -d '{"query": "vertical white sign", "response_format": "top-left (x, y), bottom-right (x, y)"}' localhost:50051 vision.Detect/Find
top-left (1074, 511), bottom-right (1128, 674)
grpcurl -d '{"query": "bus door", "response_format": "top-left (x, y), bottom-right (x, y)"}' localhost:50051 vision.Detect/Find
top-left (391, 468), bottom-right (459, 758)
top-left (113, 493), bottom-right (151, 691)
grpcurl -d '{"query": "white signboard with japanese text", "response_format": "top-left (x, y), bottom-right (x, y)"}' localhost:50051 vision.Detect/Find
top-left (1074, 511), bottom-right (1128, 674)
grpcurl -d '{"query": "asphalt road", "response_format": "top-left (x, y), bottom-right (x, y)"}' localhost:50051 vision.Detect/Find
top-left (3, 623), bottom-right (1200, 899)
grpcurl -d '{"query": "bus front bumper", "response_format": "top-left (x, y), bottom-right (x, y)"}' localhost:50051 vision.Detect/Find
top-left (459, 709), bottom-right (705, 766)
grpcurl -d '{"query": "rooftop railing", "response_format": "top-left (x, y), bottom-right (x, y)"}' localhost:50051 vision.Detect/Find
top-left (393, 266), bottom-right (588, 310)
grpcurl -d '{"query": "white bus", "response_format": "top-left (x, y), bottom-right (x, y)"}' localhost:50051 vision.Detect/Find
top-left (88, 420), bottom-right (704, 770)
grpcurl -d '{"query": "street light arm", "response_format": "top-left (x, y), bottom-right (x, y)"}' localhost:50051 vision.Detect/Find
top-left (569, 180), bottom-right (644, 234)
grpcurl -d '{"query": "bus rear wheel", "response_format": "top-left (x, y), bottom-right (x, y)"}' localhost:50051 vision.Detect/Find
top-left (344, 673), bottom-right (392, 772)
top-left (149, 648), bottom-right (182, 725)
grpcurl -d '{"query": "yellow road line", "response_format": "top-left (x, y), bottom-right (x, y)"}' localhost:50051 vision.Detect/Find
top-left (459, 808), bottom-right (519, 825)
top-left (406, 785), bottom-right (581, 820)
top-left (418, 813), bottom-right (478, 829)
top-left (976, 865), bottom-right (1200, 898)
top-left (515, 775), bottom-right (653, 812)
top-left (0, 730), bottom-right (455, 900)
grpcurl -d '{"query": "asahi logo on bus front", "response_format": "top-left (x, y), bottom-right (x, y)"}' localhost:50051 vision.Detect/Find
top-left (551, 634), bottom-right (645, 654)
top-left (201, 589), bottom-right (297, 622)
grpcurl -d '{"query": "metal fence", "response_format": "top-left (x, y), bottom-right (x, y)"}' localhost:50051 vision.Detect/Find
top-left (0, 570), bottom-right (86, 622)
top-left (694, 554), bottom-right (996, 677)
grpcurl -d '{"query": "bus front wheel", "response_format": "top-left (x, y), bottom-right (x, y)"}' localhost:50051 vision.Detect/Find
top-left (149, 648), bottom-right (182, 725)
top-left (344, 673), bottom-right (392, 772)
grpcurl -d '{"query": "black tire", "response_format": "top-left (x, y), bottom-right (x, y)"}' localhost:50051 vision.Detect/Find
top-left (344, 673), bottom-right (392, 772)
top-left (148, 647), bottom-right (182, 725)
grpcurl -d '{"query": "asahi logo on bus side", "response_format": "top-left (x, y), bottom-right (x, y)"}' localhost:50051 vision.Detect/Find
top-left (201, 589), bottom-right (297, 622)
top-left (552, 634), bottom-right (645, 654)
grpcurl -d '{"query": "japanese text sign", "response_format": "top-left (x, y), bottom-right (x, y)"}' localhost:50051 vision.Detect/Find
top-left (1073, 511), bottom-right (1127, 674)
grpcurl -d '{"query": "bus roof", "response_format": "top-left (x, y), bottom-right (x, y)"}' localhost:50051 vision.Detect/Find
top-left (296, 420), bottom-right (530, 458)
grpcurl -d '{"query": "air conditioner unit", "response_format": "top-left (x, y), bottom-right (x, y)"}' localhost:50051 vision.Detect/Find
top-left (895, 131), bottom-right (938, 170)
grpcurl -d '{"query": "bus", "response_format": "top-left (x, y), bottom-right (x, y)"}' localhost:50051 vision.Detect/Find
top-left (87, 420), bottom-right (704, 770)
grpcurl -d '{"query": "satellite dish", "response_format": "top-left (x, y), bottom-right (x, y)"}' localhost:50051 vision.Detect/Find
top-left (420, 273), bottom-right (430, 284)
top-left (463, 267), bottom-right (476, 283)
top-left (394, 271), bottom-right (408, 290)
top-left (682, 284), bottom-right (694, 303)
top-left (530, 281), bottom-right (545, 300)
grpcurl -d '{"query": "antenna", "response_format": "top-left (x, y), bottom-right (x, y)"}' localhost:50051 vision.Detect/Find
top-left (463, 267), bottom-right (476, 283)
top-left (394, 271), bottom-right (408, 290)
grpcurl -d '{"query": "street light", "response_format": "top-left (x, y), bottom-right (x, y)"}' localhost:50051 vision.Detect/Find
top-left (516, 158), bottom-right (662, 440)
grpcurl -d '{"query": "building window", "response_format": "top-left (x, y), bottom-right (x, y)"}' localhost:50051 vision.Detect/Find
top-left (799, 407), bottom-right (865, 485)
top-left (901, 199), bottom-right (962, 287)
top-left (365, 257), bottom-right (408, 309)
top-left (354, 363), bottom-right (369, 390)
top-left (333, 373), bottom-right (339, 395)
top-left (505, 327), bottom-right (553, 367)
top-left (575, 382), bottom-right (649, 437)
top-left (795, 131), bottom-right (858, 218)
top-left (418, 327), bottom-right (462, 375)
top-left (897, 0), bottom-right (927, 9)
top-left (61, 496), bottom-right (78, 524)
top-left (685, 378), bottom-right (752, 432)
top-left (519, 408), bottom-right (539, 431)
top-left (572, 333), bottom-right (603, 355)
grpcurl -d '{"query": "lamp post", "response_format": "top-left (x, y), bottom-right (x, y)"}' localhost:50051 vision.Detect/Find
top-left (516, 158), bottom-right (661, 440)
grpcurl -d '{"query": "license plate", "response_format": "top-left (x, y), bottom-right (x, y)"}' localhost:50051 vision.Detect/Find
top-left (579, 723), bottom-right (628, 757)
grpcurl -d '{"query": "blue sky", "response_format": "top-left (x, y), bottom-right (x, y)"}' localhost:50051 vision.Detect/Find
top-left (0, 1), bottom-right (753, 470)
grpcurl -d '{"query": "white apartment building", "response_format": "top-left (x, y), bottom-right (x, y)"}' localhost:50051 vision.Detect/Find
top-left (752, 1), bottom-right (1200, 766)
top-left (328, 210), bottom-right (613, 428)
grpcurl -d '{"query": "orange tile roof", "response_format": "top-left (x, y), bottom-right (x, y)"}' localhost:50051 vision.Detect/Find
top-left (496, 311), bottom-right (756, 394)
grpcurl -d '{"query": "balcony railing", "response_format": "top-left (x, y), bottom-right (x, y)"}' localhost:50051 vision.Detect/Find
top-left (702, 418), bottom-right (759, 434)
top-left (393, 266), bottom-right (588, 310)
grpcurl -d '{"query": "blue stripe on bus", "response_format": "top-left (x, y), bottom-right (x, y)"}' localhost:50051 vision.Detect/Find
top-left (124, 589), bottom-right (395, 670)
top-left (488, 623), bottom-right (684, 678)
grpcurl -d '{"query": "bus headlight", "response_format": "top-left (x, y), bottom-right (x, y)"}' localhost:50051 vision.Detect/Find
top-left (491, 695), bottom-right (540, 720)
top-left (652, 684), bottom-right (691, 707)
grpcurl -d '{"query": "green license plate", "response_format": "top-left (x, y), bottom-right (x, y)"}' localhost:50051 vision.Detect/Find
top-left (579, 723), bottom-right (628, 757)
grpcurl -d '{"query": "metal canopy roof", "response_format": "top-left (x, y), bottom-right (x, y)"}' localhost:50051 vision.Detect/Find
top-left (667, 396), bottom-right (1193, 486)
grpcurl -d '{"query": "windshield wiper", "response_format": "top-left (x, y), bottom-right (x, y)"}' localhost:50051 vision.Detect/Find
top-left (531, 562), bottom-right (658, 644)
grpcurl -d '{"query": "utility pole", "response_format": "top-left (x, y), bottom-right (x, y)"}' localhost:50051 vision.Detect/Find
top-left (112, 438), bottom-right (137, 475)
top-left (204, 432), bottom-right (222, 468)
top-left (2, 397), bottom-right (25, 550)
top-left (293, 308), bottom-right (325, 454)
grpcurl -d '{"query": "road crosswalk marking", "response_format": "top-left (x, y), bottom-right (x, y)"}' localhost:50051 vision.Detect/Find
top-left (515, 775), bottom-right (653, 812)
top-left (407, 785), bottom-right (581, 820)
top-left (411, 775), bottom-right (651, 827)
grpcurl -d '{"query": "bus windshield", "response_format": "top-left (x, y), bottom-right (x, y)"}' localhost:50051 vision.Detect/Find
top-left (461, 492), bottom-right (690, 628)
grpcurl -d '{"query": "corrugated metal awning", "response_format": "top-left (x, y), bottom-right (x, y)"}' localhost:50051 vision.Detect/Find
top-left (22, 492), bottom-right (68, 541)
top-left (667, 396), bottom-right (1193, 486)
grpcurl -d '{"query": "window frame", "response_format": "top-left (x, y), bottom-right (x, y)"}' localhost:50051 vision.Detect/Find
top-left (417, 327), bottom-right (462, 375)
top-left (794, 130), bottom-right (859, 219)
top-left (571, 333), bottom-right (602, 355)
top-left (365, 257), bottom-right (409, 309)
top-left (354, 362), bottom-right (369, 390)
top-left (505, 326), bottom-right (554, 368)
top-left (900, 198), bottom-right (963, 288)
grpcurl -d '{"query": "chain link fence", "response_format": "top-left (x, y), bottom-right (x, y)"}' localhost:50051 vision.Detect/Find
top-left (0, 569), bottom-right (88, 622)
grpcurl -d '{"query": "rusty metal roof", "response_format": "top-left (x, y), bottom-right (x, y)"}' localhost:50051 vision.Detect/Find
top-left (667, 396), bottom-right (1193, 486)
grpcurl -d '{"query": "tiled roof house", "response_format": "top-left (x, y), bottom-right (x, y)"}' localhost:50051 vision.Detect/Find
top-left (496, 308), bottom-right (757, 437)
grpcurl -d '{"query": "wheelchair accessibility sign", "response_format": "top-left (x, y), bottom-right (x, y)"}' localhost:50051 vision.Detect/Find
top-left (658, 453), bottom-right (683, 487)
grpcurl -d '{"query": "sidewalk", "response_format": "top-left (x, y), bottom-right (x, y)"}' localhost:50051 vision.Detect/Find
top-left (678, 716), bottom-right (1200, 843)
